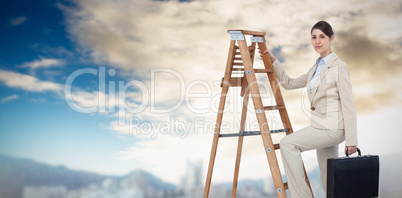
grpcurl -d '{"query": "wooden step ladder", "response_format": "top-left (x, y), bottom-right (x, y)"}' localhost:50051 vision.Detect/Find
top-left (203, 30), bottom-right (313, 198)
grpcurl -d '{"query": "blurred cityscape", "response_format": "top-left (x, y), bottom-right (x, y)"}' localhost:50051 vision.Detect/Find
top-left (0, 154), bottom-right (282, 198)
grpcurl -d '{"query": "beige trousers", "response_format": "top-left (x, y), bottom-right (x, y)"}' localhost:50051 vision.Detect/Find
top-left (280, 126), bottom-right (345, 198)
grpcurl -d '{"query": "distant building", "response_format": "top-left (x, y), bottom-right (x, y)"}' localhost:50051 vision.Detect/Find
top-left (263, 176), bottom-right (275, 195)
top-left (179, 160), bottom-right (204, 197)
top-left (23, 186), bottom-right (67, 198)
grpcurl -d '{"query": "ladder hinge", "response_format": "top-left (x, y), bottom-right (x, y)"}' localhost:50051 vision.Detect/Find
top-left (250, 36), bottom-right (264, 43)
top-left (228, 31), bottom-right (245, 41)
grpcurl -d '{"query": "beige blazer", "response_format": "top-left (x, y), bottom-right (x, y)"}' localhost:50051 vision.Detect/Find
top-left (273, 54), bottom-right (357, 146)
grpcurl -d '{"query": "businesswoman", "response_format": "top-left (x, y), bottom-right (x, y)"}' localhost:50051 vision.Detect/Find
top-left (260, 21), bottom-right (358, 197)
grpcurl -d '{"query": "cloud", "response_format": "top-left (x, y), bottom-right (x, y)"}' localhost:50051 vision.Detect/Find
top-left (334, 29), bottom-right (402, 78)
top-left (0, 94), bottom-right (19, 103)
top-left (64, 89), bottom-right (121, 115)
top-left (22, 57), bottom-right (65, 70)
top-left (59, 0), bottom-right (402, 128)
top-left (0, 69), bottom-right (63, 92)
top-left (332, 28), bottom-right (402, 113)
top-left (66, 90), bottom-right (104, 109)
top-left (9, 16), bottom-right (28, 26)
top-left (61, 0), bottom-right (402, 119)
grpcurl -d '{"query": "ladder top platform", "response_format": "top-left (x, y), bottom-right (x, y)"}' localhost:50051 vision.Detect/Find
top-left (227, 29), bottom-right (266, 36)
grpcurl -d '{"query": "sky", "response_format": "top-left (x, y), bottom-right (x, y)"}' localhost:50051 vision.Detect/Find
top-left (0, 0), bottom-right (402, 196)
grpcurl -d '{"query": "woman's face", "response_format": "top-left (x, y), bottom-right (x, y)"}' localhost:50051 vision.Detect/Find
top-left (311, 28), bottom-right (334, 56)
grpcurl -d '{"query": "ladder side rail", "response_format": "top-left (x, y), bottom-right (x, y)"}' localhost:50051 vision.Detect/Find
top-left (203, 40), bottom-right (237, 198)
top-left (258, 37), bottom-right (314, 197)
top-left (237, 39), bottom-right (287, 198)
top-left (231, 88), bottom-right (250, 198)
top-left (257, 38), bottom-right (294, 135)
top-left (231, 41), bottom-right (257, 197)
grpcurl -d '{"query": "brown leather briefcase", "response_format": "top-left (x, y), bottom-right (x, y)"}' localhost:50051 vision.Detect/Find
top-left (327, 148), bottom-right (379, 198)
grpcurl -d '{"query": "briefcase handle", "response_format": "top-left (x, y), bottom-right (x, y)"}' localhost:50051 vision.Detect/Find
top-left (345, 147), bottom-right (361, 157)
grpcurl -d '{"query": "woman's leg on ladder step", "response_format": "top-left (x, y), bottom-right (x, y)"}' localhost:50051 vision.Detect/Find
top-left (279, 126), bottom-right (344, 198)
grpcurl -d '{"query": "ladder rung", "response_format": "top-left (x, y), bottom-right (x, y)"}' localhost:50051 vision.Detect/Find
top-left (232, 68), bottom-right (245, 71)
top-left (219, 131), bottom-right (260, 138)
top-left (273, 144), bottom-right (280, 150)
top-left (219, 129), bottom-right (289, 138)
top-left (263, 105), bottom-right (285, 111)
top-left (254, 69), bottom-right (273, 73)
top-left (270, 129), bottom-right (289, 134)
top-left (234, 50), bottom-right (254, 56)
top-left (284, 182), bottom-right (288, 190)
top-left (220, 77), bottom-right (243, 87)
top-left (233, 62), bottom-right (243, 66)
top-left (234, 57), bottom-right (242, 60)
